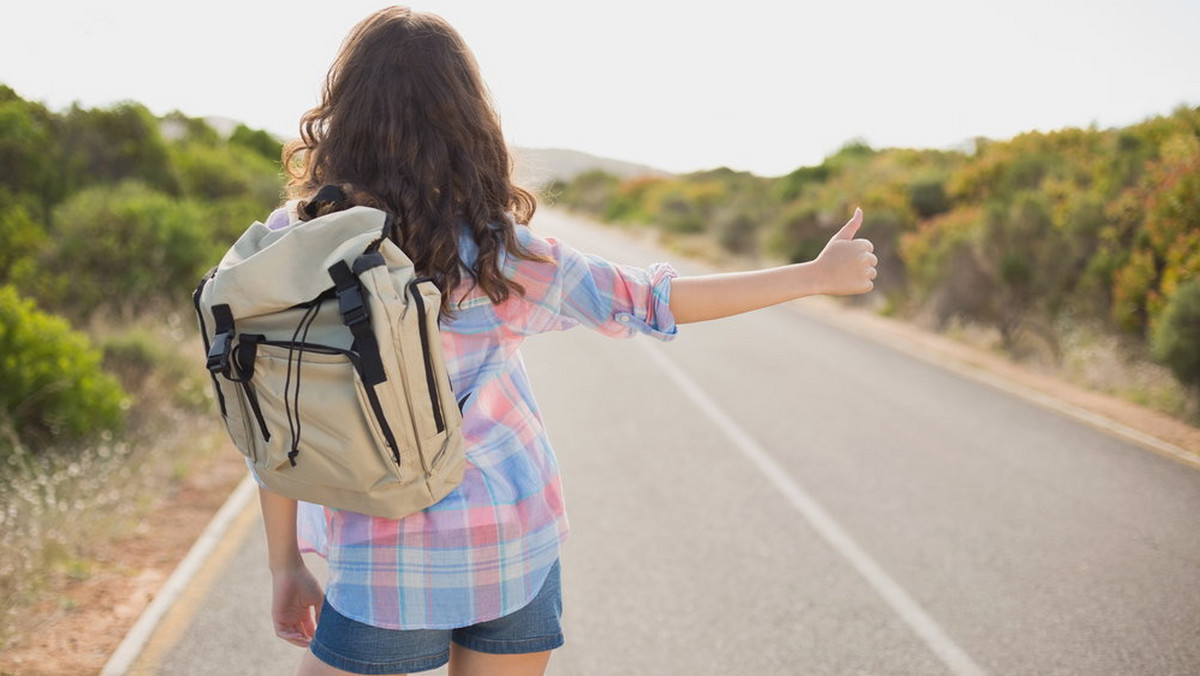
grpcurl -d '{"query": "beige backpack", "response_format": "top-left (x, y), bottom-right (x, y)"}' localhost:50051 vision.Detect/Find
top-left (193, 188), bottom-right (465, 518)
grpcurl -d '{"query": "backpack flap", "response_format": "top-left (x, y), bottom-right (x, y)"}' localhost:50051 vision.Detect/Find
top-left (209, 207), bottom-right (397, 319)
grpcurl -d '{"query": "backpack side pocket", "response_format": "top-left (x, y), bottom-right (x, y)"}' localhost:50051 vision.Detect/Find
top-left (195, 274), bottom-right (256, 463)
top-left (212, 376), bottom-right (257, 463)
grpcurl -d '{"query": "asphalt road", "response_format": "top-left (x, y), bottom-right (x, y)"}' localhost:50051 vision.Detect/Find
top-left (134, 210), bottom-right (1200, 676)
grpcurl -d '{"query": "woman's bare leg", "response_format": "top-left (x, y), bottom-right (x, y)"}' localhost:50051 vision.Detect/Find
top-left (295, 649), bottom-right (408, 676)
top-left (295, 640), bottom-right (551, 676)
top-left (447, 644), bottom-right (551, 676)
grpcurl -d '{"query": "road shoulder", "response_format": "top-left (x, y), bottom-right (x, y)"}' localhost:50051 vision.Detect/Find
top-left (792, 295), bottom-right (1200, 468)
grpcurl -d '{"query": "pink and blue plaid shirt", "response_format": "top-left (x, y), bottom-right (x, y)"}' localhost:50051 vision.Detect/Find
top-left (264, 207), bottom-right (678, 629)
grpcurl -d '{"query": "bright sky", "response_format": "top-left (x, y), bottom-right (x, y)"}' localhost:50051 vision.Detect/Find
top-left (3, 0), bottom-right (1199, 176)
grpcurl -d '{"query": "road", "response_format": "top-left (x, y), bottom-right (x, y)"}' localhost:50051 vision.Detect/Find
top-left (129, 209), bottom-right (1200, 676)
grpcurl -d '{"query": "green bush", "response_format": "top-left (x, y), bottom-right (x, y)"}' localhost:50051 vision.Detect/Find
top-left (765, 203), bottom-right (827, 264)
top-left (0, 286), bottom-right (127, 452)
top-left (56, 101), bottom-right (180, 196)
top-left (0, 92), bottom-right (57, 206)
top-left (0, 198), bottom-right (47, 283)
top-left (907, 179), bottom-right (949, 218)
top-left (205, 194), bottom-right (278, 244)
top-left (555, 170), bottom-right (620, 216)
top-left (654, 186), bottom-right (708, 234)
top-left (38, 182), bottom-right (215, 318)
top-left (1152, 278), bottom-right (1200, 388)
top-left (774, 163), bottom-right (830, 202)
top-left (171, 141), bottom-right (281, 204)
top-left (230, 123), bottom-right (283, 162)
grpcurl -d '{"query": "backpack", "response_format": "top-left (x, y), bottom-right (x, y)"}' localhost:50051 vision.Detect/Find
top-left (193, 187), bottom-right (465, 519)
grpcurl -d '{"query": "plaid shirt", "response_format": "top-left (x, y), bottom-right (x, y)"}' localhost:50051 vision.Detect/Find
top-left (281, 212), bottom-right (678, 630)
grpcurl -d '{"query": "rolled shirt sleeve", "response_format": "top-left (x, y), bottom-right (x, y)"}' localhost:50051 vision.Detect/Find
top-left (495, 224), bottom-right (678, 340)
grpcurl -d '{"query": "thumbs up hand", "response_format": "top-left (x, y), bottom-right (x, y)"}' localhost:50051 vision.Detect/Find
top-left (666, 207), bottom-right (878, 323)
top-left (813, 207), bottom-right (877, 295)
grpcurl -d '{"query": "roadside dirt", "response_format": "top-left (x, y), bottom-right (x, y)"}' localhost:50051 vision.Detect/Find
top-left (1, 302), bottom-right (1196, 676)
top-left (0, 449), bottom-right (246, 676)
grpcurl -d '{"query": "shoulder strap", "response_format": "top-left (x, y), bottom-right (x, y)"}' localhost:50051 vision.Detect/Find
top-left (302, 185), bottom-right (350, 219)
top-left (327, 260), bottom-right (388, 386)
top-left (302, 186), bottom-right (401, 248)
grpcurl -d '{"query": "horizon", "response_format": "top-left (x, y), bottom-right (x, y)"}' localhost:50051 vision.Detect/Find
top-left (7, 85), bottom-right (1194, 181)
top-left (4, 0), bottom-right (1198, 176)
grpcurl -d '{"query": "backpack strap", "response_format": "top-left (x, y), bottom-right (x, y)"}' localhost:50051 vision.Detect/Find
top-left (406, 277), bottom-right (446, 434)
top-left (193, 270), bottom-right (228, 416)
top-left (206, 304), bottom-right (236, 377)
top-left (232, 334), bottom-right (271, 443)
top-left (327, 260), bottom-right (387, 386)
top-left (302, 185), bottom-right (350, 219)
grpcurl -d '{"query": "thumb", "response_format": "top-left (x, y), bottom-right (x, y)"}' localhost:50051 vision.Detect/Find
top-left (833, 207), bottom-right (863, 241)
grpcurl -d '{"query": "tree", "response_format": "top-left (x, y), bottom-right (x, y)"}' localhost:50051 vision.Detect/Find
top-left (0, 89), bottom-right (57, 213)
top-left (230, 123), bottom-right (283, 162)
top-left (55, 101), bottom-right (180, 196)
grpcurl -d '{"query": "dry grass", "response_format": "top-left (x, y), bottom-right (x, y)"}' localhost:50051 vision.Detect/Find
top-left (934, 315), bottom-right (1199, 426)
top-left (1057, 322), bottom-right (1199, 425)
top-left (0, 311), bottom-right (223, 650)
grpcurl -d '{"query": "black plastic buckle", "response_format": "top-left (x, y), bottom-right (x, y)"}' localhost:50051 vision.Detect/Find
top-left (206, 331), bottom-right (233, 374)
top-left (336, 286), bottom-right (369, 326)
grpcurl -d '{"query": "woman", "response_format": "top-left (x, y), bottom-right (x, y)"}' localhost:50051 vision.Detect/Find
top-left (261, 7), bottom-right (877, 676)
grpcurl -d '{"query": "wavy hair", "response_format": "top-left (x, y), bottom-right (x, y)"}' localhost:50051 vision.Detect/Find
top-left (283, 6), bottom-right (543, 311)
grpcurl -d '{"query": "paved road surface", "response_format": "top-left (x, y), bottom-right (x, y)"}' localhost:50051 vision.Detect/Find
top-left (134, 210), bottom-right (1200, 675)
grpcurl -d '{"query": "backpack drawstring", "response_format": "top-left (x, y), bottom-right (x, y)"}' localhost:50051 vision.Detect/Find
top-left (285, 302), bottom-right (323, 466)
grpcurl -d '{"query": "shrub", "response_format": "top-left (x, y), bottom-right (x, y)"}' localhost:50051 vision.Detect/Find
top-left (39, 182), bottom-right (215, 318)
top-left (0, 198), bottom-right (47, 283)
top-left (907, 179), bottom-right (949, 218)
top-left (556, 170), bottom-right (620, 216)
top-left (0, 94), bottom-right (57, 204)
top-left (712, 204), bottom-right (762, 256)
top-left (899, 206), bottom-right (988, 322)
top-left (765, 203), bottom-right (828, 264)
top-left (652, 182), bottom-right (722, 234)
top-left (171, 141), bottom-right (281, 205)
top-left (206, 195), bottom-right (278, 244)
top-left (0, 286), bottom-right (127, 452)
top-left (56, 101), bottom-right (180, 196)
top-left (230, 123), bottom-right (283, 162)
top-left (774, 163), bottom-right (830, 202)
top-left (1109, 132), bottom-right (1200, 334)
top-left (1152, 279), bottom-right (1200, 388)
top-left (605, 176), bottom-right (669, 224)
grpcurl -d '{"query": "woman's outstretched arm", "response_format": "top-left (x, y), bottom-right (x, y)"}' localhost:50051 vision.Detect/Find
top-left (669, 208), bottom-right (876, 324)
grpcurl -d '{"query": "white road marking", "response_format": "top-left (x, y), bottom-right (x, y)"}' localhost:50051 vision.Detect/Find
top-left (639, 339), bottom-right (989, 676)
top-left (100, 476), bottom-right (259, 676)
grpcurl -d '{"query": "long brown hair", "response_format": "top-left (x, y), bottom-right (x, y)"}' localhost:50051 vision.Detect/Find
top-left (283, 6), bottom-right (543, 310)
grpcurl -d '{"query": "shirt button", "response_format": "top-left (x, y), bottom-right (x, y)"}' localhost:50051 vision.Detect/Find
top-left (618, 316), bottom-right (630, 323)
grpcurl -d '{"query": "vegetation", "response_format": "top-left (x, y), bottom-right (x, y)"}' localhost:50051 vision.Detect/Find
top-left (550, 107), bottom-right (1200, 409)
top-left (0, 286), bottom-right (126, 451)
top-left (0, 84), bottom-right (284, 636)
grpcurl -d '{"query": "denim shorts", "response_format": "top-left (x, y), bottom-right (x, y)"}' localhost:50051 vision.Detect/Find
top-left (309, 560), bottom-right (564, 675)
